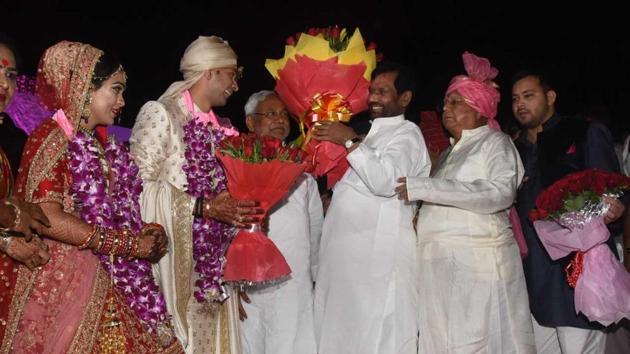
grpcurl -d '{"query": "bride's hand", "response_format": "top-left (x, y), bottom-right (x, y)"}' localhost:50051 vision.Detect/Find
top-left (134, 224), bottom-right (168, 262)
top-left (4, 236), bottom-right (50, 270)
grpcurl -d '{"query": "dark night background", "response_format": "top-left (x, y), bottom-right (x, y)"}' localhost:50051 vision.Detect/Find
top-left (3, 0), bottom-right (629, 141)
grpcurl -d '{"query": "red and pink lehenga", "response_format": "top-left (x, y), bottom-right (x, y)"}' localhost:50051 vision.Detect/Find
top-left (0, 146), bottom-right (17, 348)
top-left (0, 119), bottom-right (183, 354)
top-left (0, 40), bottom-right (183, 354)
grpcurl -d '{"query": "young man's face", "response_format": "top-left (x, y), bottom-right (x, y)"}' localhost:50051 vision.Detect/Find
top-left (207, 66), bottom-right (241, 107)
top-left (511, 75), bottom-right (555, 129)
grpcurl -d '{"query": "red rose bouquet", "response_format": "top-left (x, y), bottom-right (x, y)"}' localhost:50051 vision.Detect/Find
top-left (265, 26), bottom-right (378, 189)
top-left (217, 134), bottom-right (307, 287)
top-left (529, 168), bottom-right (630, 325)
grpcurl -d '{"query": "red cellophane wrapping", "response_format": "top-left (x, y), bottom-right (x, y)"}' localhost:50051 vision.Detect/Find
top-left (217, 152), bottom-right (307, 285)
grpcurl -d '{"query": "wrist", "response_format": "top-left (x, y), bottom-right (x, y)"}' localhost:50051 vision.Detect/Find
top-left (193, 197), bottom-right (204, 218)
top-left (1, 235), bottom-right (11, 253)
top-left (78, 225), bottom-right (100, 250)
top-left (202, 197), bottom-right (215, 219)
top-left (0, 200), bottom-right (12, 228)
top-left (0, 200), bottom-right (20, 231)
top-left (344, 136), bottom-right (362, 149)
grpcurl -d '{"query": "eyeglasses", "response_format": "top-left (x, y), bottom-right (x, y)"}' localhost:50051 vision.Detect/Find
top-left (251, 110), bottom-right (290, 119)
top-left (214, 66), bottom-right (244, 82)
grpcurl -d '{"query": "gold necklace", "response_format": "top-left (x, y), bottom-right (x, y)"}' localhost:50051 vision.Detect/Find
top-left (79, 127), bottom-right (111, 176)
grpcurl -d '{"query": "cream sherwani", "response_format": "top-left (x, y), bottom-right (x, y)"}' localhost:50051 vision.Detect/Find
top-left (130, 97), bottom-right (241, 354)
top-left (314, 115), bottom-right (431, 354)
top-left (408, 125), bottom-right (535, 353)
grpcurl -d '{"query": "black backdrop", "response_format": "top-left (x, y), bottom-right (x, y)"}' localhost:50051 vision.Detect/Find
top-left (4, 0), bottom-right (629, 140)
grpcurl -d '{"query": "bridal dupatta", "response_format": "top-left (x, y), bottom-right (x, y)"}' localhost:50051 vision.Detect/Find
top-left (0, 41), bottom-right (182, 354)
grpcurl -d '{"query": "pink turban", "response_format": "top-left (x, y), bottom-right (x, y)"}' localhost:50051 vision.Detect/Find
top-left (445, 52), bottom-right (501, 131)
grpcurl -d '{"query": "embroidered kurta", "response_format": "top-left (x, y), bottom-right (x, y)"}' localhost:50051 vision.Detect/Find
top-left (130, 97), bottom-right (241, 354)
top-left (408, 125), bottom-right (534, 353)
top-left (239, 174), bottom-right (323, 354)
top-left (314, 115), bottom-right (430, 354)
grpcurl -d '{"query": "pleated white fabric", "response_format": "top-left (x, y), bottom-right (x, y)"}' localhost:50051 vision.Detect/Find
top-left (240, 174), bottom-right (323, 354)
top-left (408, 125), bottom-right (535, 353)
top-left (314, 115), bottom-right (431, 354)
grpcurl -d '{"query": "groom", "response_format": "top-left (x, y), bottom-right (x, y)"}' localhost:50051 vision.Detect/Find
top-left (130, 36), bottom-right (259, 354)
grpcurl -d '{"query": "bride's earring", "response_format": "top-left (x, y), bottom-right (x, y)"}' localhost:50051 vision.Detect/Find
top-left (81, 95), bottom-right (92, 124)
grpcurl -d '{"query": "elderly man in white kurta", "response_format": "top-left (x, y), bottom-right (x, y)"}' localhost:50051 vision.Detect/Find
top-left (130, 36), bottom-right (261, 354)
top-left (312, 62), bottom-right (431, 354)
top-left (237, 91), bottom-right (323, 354)
top-left (396, 52), bottom-right (535, 353)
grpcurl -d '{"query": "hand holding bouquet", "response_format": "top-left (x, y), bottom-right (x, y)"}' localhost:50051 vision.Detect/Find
top-left (265, 26), bottom-right (378, 188)
top-left (529, 168), bottom-right (630, 325)
top-left (217, 134), bottom-right (307, 287)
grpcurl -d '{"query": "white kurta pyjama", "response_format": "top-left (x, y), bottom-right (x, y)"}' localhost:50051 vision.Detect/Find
top-left (407, 125), bottom-right (535, 354)
top-left (314, 115), bottom-right (431, 354)
top-left (239, 174), bottom-right (323, 354)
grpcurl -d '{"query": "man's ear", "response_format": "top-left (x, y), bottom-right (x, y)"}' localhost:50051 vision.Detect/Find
top-left (546, 89), bottom-right (557, 107)
top-left (203, 69), bottom-right (213, 80)
top-left (399, 91), bottom-right (412, 108)
top-left (245, 116), bottom-right (255, 133)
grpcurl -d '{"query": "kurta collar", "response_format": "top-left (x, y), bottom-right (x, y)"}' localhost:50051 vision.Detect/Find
top-left (449, 125), bottom-right (491, 146)
top-left (371, 114), bottom-right (405, 127)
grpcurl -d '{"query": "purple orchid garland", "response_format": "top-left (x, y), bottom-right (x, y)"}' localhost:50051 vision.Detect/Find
top-left (68, 131), bottom-right (173, 345)
top-left (182, 118), bottom-right (236, 302)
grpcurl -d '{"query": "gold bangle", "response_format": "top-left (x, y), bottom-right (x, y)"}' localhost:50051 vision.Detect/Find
top-left (78, 225), bottom-right (99, 250)
top-left (1, 200), bottom-right (21, 231)
top-left (1, 236), bottom-right (11, 253)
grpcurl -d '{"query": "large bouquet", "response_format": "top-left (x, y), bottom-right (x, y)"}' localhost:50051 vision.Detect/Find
top-left (265, 26), bottom-right (378, 188)
top-left (529, 168), bottom-right (630, 325)
top-left (217, 134), bottom-right (307, 287)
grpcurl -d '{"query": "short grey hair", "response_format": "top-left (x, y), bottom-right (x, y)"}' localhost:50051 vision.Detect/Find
top-left (244, 90), bottom-right (278, 117)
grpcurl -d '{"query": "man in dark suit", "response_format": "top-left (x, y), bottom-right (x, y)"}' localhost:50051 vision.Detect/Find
top-left (512, 70), bottom-right (625, 353)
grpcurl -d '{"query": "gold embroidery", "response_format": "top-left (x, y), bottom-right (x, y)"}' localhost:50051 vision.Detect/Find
top-left (186, 301), bottom-right (220, 354)
top-left (67, 265), bottom-right (185, 354)
top-left (0, 267), bottom-right (37, 354)
top-left (38, 42), bottom-right (102, 127)
top-left (25, 129), bottom-right (68, 204)
top-left (67, 264), bottom-right (109, 354)
top-left (31, 191), bottom-right (65, 205)
top-left (218, 302), bottom-right (232, 353)
top-left (172, 187), bottom-right (194, 334)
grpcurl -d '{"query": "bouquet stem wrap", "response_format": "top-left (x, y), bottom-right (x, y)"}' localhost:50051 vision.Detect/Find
top-left (534, 217), bottom-right (630, 325)
top-left (217, 152), bottom-right (307, 287)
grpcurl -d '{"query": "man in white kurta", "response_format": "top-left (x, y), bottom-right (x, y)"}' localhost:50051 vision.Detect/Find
top-left (398, 52), bottom-right (535, 353)
top-left (406, 126), bottom-right (534, 353)
top-left (130, 36), bottom-right (258, 354)
top-left (239, 174), bottom-right (322, 353)
top-left (312, 62), bottom-right (431, 354)
top-left (237, 91), bottom-right (323, 354)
